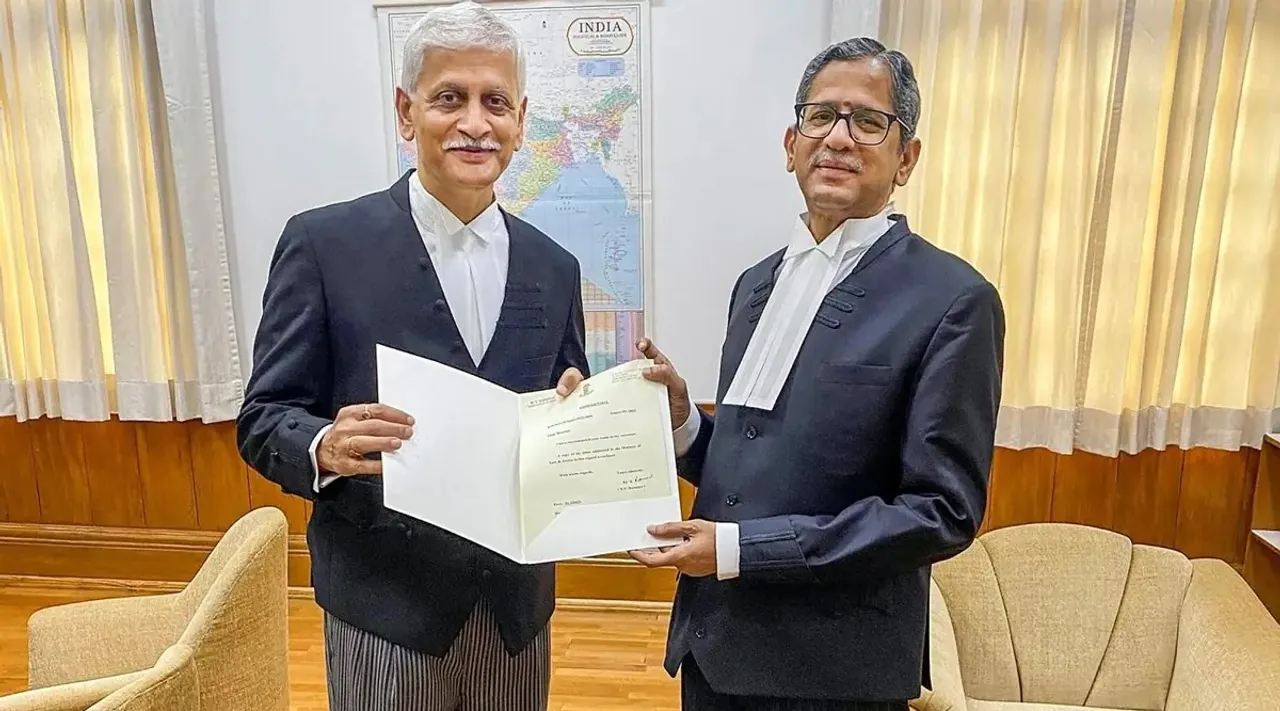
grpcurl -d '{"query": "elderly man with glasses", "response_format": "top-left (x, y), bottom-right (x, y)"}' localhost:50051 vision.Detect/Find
top-left (604, 37), bottom-right (1007, 710)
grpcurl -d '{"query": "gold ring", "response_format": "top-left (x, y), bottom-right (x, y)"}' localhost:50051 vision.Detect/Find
top-left (361, 405), bottom-right (372, 420)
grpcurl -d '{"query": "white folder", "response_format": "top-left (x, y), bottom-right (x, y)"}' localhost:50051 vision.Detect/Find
top-left (375, 343), bottom-right (684, 564)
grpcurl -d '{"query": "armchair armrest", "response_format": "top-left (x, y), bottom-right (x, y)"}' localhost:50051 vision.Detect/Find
top-left (27, 593), bottom-right (186, 689)
top-left (0, 671), bottom-right (145, 711)
top-left (1165, 559), bottom-right (1280, 711)
top-left (911, 581), bottom-right (969, 711)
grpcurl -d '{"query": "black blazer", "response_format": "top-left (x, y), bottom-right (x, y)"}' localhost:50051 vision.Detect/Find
top-left (236, 171), bottom-right (589, 657)
top-left (668, 215), bottom-right (1004, 701)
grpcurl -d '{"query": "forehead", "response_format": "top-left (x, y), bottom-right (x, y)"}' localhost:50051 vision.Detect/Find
top-left (418, 46), bottom-right (520, 90)
top-left (804, 59), bottom-right (894, 112)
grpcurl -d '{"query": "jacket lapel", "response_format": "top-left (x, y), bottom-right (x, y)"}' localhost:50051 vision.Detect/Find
top-left (850, 213), bottom-right (910, 277)
top-left (385, 171), bottom-right (473, 370)
top-left (478, 211), bottom-right (548, 376)
top-left (716, 250), bottom-right (783, 401)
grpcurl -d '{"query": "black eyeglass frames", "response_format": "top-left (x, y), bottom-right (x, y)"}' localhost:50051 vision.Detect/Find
top-left (793, 103), bottom-right (909, 145)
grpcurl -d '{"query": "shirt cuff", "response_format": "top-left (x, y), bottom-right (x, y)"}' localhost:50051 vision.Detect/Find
top-left (715, 522), bottom-right (741, 580)
top-left (671, 397), bottom-right (702, 457)
top-left (310, 424), bottom-right (338, 492)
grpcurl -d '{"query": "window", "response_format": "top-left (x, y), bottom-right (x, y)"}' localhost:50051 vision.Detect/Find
top-left (881, 0), bottom-right (1280, 454)
top-left (0, 0), bottom-right (241, 422)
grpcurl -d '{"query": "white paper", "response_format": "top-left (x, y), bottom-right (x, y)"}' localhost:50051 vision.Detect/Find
top-left (376, 344), bottom-right (683, 564)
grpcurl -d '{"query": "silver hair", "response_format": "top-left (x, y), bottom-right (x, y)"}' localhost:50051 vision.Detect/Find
top-left (795, 37), bottom-right (920, 147)
top-left (399, 1), bottom-right (526, 98)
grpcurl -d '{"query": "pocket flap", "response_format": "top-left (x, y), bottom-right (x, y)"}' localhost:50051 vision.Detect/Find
top-left (819, 362), bottom-right (894, 385)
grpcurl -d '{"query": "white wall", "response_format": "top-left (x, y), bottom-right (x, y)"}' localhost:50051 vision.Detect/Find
top-left (211, 0), bottom-right (872, 401)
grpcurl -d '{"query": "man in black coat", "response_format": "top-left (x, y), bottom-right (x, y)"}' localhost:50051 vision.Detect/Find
top-left (581, 38), bottom-right (1004, 710)
top-left (236, 3), bottom-right (586, 710)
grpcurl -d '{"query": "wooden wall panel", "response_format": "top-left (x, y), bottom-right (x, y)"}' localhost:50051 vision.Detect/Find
top-left (1246, 437), bottom-right (1280, 620)
top-left (0, 522), bottom-right (313, 587)
top-left (1245, 535), bottom-right (1280, 621)
top-left (79, 420), bottom-right (147, 527)
top-left (134, 422), bottom-right (200, 529)
top-left (28, 419), bottom-right (93, 525)
top-left (187, 421), bottom-right (252, 531)
top-left (1251, 437), bottom-right (1280, 530)
top-left (0, 415), bottom-right (1271, 601)
top-left (1050, 450), bottom-right (1120, 529)
top-left (678, 480), bottom-right (695, 519)
top-left (1175, 448), bottom-right (1259, 565)
top-left (0, 417), bottom-right (41, 523)
top-left (247, 472), bottom-right (311, 535)
top-left (1113, 448), bottom-right (1183, 548)
top-left (981, 447), bottom-right (1056, 532)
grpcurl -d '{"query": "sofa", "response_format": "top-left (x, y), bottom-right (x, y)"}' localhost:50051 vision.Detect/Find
top-left (914, 523), bottom-right (1280, 710)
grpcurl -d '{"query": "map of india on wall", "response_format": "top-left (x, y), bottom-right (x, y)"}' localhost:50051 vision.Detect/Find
top-left (380, 2), bottom-right (652, 376)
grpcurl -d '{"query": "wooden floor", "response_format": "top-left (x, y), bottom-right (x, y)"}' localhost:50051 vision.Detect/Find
top-left (0, 584), bottom-right (680, 710)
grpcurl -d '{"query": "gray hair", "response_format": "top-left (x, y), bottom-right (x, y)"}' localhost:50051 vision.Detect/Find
top-left (399, 1), bottom-right (526, 98)
top-left (795, 37), bottom-right (920, 146)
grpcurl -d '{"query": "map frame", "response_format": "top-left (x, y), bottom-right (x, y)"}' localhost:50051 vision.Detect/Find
top-left (373, 0), bottom-right (656, 374)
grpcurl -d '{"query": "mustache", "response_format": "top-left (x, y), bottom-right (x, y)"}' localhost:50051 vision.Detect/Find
top-left (810, 150), bottom-right (861, 172)
top-left (444, 136), bottom-right (501, 151)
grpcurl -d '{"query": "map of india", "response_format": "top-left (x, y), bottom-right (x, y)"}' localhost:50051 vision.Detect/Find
top-left (381, 2), bottom-right (651, 376)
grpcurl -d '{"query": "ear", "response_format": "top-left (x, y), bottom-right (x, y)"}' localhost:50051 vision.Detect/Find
top-left (515, 95), bottom-right (528, 152)
top-left (784, 125), bottom-right (797, 173)
top-left (395, 87), bottom-right (415, 143)
top-left (894, 135), bottom-right (922, 187)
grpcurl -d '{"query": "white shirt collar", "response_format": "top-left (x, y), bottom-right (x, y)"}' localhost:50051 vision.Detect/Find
top-left (409, 170), bottom-right (506, 245)
top-left (783, 203), bottom-right (894, 262)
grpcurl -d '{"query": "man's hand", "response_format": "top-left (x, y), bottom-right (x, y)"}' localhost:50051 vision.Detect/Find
top-left (557, 339), bottom-right (690, 430)
top-left (316, 403), bottom-right (415, 477)
top-left (635, 339), bottom-right (690, 431)
top-left (555, 367), bottom-right (584, 397)
top-left (629, 520), bottom-right (717, 577)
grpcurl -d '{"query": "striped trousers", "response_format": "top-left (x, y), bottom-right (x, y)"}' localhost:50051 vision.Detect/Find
top-left (681, 656), bottom-right (909, 711)
top-left (324, 602), bottom-right (550, 711)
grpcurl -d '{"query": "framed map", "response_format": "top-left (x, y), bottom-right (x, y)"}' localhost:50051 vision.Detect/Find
top-left (375, 0), bottom-right (654, 376)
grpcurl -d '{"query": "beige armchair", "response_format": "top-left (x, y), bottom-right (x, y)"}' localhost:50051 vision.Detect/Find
top-left (914, 523), bottom-right (1280, 711)
top-left (0, 645), bottom-right (199, 711)
top-left (90, 645), bottom-right (199, 711)
top-left (0, 507), bottom-right (289, 711)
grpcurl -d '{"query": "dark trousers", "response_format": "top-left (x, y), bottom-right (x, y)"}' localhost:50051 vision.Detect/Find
top-left (681, 655), bottom-right (910, 711)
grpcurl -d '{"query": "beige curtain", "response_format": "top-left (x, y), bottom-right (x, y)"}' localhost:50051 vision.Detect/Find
top-left (881, 0), bottom-right (1280, 456)
top-left (0, 0), bottom-right (242, 422)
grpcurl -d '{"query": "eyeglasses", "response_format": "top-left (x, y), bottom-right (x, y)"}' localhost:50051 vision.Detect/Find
top-left (794, 103), bottom-right (908, 145)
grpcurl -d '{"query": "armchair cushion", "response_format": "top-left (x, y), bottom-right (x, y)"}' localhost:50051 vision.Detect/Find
top-left (1164, 559), bottom-right (1280, 711)
top-left (0, 671), bottom-right (145, 711)
top-left (967, 703), bottom-right (1129, 711)
top-left (90, 645), bottom-right (198, 711)
top-left (27, 594), bottom-right (184, 689)
top-left (912, 581), bottom-right (968, 711)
